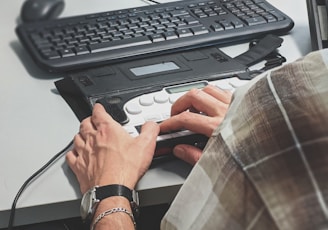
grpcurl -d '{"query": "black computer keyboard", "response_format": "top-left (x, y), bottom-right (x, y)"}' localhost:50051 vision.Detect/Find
top-left (16, 0), bottom-right (294, 72)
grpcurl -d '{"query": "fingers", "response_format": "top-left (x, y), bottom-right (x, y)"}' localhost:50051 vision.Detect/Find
top-left (73, 132), bottom-right (86, 152)
top-left (91, 103), bottom-right (121, 130)
top-left (79, 117), bottom-right (96, 138)
top-left (137, 121), bottom-right (160, 157)
top-left (66, 133), bottom-right (85, 170)
top-left (171, 86), bottom-right (230, 117)
top-left (66, 150), bottom-right (77, 169)
top-left (139, 121), bottom-right (160, 143)
top-left (202, 85), bottom-right (232, 104)
top-left (173, 144), bottom-right (202, 165)
top-left (78, 104), bottom-right (106, 142)
top-left (161, 85), bottom-right (231, 136)
top-left (160, 112), bottom-right (221, 137)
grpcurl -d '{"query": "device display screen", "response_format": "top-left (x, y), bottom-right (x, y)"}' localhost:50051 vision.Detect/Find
top-left (130, 62), bottom-right (180, 76)
top-left (165, 82), bottom-right (207, 94)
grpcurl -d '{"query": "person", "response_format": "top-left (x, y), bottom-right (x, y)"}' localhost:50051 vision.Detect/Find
top-left (65, 85), bottom-right (232, 230)
top-left (66, 49), bottom-right (328, 230)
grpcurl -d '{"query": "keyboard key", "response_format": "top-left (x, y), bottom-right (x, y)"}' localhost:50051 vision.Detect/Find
top-left (74, 46), bottom-right (90, 55)
top-left (269, 11), bottom-right (285, 21)
top-left (191, 26), bottom-right (209, 35)
top-left (89, 36), bottom-right (152, 53)
top-left (211, 23), bottom-right (224, 31)
top-left (220, 21), bottom-right (234, 30)
top-left (149, 34), bottom-right (165, 42)
top-left (163, 31), bottom-right (179, 40)
top-left (244, 16), bottom-right (267, 26)
top-left (262, 13), bottom-right (277, 22)
top-left (59, 49), bottom-right (75, 57)
top-left (257, 2), bottom-right (274, 12)
top-left (176, 29), bottom-right (193, 37)
top-left (171, 10), bottom-right (189, 17)
top-left (183, 16), bottom-right (200, 25)
top-left (42, 51), bottom-right (61, 59)
top-left (231, 20), bottom-right (244, 28)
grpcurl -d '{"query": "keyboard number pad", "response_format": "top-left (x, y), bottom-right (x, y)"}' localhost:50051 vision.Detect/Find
top-left (223, 0), bottom-right (284, 26)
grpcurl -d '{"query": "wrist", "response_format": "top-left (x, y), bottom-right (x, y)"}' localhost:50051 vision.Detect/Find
top-left (93, 196), bottom-right (131, 218)
top-left (98, 170), bottom-right (140, 191)
top-left (80, 184), bottom-right (139, 222)
top-left (98, 179), bottom-right (136, 191)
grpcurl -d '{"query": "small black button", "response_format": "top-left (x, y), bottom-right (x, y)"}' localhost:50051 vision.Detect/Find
top-left (96, 97), bottom-right (129, 124)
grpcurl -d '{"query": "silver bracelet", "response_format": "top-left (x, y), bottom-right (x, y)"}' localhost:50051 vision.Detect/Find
top-left (90, 207), bottom-right (136, 230)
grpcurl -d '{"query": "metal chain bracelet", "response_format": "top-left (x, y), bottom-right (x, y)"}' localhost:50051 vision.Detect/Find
top-left (91, 207), bottom-right (136, 230)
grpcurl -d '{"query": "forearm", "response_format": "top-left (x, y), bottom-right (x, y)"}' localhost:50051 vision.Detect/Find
top-left (91, 197), bottom-right (135, 230)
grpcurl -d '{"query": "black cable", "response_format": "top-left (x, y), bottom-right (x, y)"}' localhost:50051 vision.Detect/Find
top-left (7, 139), bottom-right (74, 230)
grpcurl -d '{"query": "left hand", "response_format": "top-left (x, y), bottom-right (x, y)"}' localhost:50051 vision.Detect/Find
top-left (160, 85), bottom-right (231, 137)
top-left (160, 85), bottom-right (232, 165)
top-left (66, 104), bottom-right (160, 194)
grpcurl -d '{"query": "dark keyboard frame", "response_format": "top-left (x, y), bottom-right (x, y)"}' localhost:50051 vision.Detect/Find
top-left (307, 0), bottom-right (328, 50)
top-left (16, 0), bottom-right (294, 72)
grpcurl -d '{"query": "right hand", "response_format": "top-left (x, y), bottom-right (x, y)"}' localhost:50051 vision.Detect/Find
top-left (160, 85), bottom-right (232, 165)
top-left (66, 104), bottom-right (160, 194)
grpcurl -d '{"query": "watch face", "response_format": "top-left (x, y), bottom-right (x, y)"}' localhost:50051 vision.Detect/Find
top-left (80, 188), bottom-right (94, 220)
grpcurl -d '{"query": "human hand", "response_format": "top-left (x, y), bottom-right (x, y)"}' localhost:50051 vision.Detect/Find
top-left (66, 103), bottom-right (160, 194)
top-left (160, 85), bottom-right (232, 165)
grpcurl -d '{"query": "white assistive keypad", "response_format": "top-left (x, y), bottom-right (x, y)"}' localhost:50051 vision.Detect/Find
top-left (123, 77), bottom-right (249, 131)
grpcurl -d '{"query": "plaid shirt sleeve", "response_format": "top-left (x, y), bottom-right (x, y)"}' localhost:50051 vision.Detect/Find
top-left (160, 49), bottom-right (328, 230)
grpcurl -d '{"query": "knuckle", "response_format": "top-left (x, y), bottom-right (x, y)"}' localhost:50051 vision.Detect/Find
top-left (179, 111), bottom-right (192, 121)
top-left (73, 133), bottom-right (80, 142)
top-left (188, 88), bottom-right (201, 98)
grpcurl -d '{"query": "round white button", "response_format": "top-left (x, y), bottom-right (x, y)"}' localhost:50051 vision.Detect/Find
top-left (216, 82), bottom-right (233, 91)
top-left (229, 79), bottom-right (248, 88)
top-left (169, 94), bottom-right (180, 104)
top-left (126, 103), bottom-right (142, 115)
top-left (139, 95), bottom-right (154, 106)
top-left (154, 92), bottom-right (169, 103)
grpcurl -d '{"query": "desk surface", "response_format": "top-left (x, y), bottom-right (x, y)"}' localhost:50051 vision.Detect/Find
top-left (0, 0), bottom-right (312, 227)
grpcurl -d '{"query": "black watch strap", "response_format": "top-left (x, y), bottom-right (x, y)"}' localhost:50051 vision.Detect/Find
top-left (96, 184), bottom-right (133, 201)
top-left (95, 184), bottom-right (140, 219)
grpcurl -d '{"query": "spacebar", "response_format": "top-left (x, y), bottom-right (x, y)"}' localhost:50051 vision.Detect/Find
top-left (89, 37), bottom-right (153, 53)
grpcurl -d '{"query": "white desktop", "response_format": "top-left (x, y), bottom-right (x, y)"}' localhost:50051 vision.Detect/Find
top-left (0, 0), bottom-right (311, 228)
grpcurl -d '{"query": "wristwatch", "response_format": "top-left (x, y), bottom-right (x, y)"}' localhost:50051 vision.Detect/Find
top-left (80, 184), bottom-right (139, 221)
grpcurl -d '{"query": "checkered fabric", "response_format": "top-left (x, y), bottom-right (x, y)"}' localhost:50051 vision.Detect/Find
top-left (160, 49), bottom-right (328, 230)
